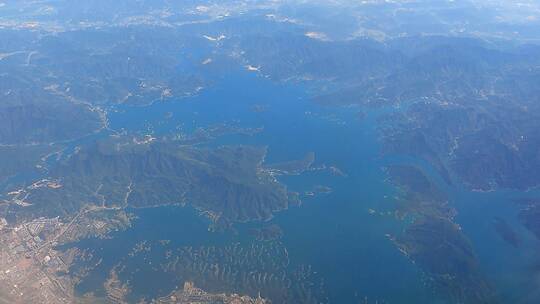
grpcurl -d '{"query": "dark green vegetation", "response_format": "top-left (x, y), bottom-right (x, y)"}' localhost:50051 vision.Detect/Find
top-left (305, 38), bottom-right (540, 191)
top-left (2, 1), bottom-right (540, 192)
top-left (265, 152), bottom-right (315, 175)
top-left (0, 95), bottom-right (102, 145)
top-left (0, 145), bottom-right (56, 185)
top-left (396, 217), bottom-right (495, 304)
top-left (2, 1), bottom-right (540, 303)
top-left (388, 165), bottom-right (496, 304)
top-left (156, 241), bottom-right (325, 304)
top-left (0, 50), bottom-right (104, 145)
top-left (5, 138), bottom-right (298, 226)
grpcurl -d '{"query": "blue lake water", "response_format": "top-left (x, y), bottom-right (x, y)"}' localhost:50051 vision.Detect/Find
top-left (71, 70), bottom-right (539, 303)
